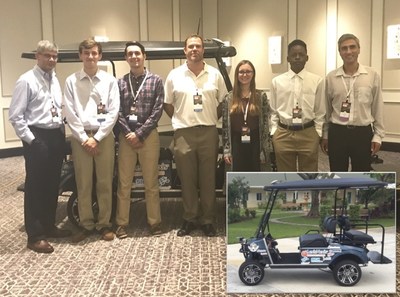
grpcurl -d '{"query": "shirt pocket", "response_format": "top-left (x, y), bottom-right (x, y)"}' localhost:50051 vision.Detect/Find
top-left (355, 86), bottom-right (372, 104)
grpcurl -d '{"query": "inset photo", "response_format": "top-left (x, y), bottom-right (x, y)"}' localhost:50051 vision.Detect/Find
top-left (226, 172), bottom-right (396, 294)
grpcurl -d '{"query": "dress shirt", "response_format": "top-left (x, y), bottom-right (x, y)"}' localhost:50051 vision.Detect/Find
top-left (323, 64), bottom-right (385, 143)
top-left (270, 69), bottom-right (325, 137)
top-left (164, 62), bottom-right (227, 130)
top-left (117, 69), bottom-right (164, 141)
top-left (63, 69), bottom-right (120, 143)
top-left (9, 65), bottom-right (63, 144)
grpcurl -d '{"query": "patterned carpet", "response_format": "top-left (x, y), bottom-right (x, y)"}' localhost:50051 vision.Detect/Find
top-left (0, 155), bottom-right (398, 297)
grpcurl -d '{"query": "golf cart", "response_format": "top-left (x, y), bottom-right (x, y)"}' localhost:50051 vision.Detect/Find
top-left (237, 177), bottom-right (393, 287)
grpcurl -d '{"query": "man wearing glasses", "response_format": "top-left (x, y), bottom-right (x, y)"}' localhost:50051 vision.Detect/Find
top-left (270, 39), bottom-right (325, 171)
top-left (9, 40), bottom-right (71, 253)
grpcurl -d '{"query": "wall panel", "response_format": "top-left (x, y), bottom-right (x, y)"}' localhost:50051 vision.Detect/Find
top-left (382, 0), bottom-right (400, 91)
top-left (218, 0), bottom-right (288, 89)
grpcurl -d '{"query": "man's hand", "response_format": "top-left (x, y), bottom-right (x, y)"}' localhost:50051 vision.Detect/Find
top-left (320, 138), bottom-right (328, 155)
top-left (82, 137), bottom-right (99, 156)
top-left (126, 132), bottom-right (143, 149)
top-left (371, 142), bottom-right (381, 155)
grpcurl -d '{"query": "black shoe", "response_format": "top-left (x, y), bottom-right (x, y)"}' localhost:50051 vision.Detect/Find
top-left (45, 227), bottom-right (72, 238)
top-left (177, 221), bottom-right (196, 237)
top-left (201, 224), bottom-right (216, 237)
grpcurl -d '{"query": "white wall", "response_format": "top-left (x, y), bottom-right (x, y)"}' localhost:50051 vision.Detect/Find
top-left (1, 0), bottom-right (399, 150)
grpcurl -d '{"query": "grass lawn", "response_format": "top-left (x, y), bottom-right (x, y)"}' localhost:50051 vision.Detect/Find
top-left (227, 209), bottom-right (395, 244)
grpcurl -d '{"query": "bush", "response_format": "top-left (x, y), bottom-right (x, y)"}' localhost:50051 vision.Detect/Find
top-left (249, 209), bottom-right (256, 218)
top-left (348, 204), bottom-right (360, 221)
top-left (228, 207), bottom-right (241, 224)
top-left (319, 205), bottom-right (332, 229)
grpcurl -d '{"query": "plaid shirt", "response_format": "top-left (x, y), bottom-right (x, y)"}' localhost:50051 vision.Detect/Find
top-left (117, 69), bottom-right (164, 141)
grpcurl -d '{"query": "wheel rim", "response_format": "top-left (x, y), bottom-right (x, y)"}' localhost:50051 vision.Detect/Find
top-left (242, 264), bottom-right (263, 284)
top-left (337, 263), bottom-right (359, 285)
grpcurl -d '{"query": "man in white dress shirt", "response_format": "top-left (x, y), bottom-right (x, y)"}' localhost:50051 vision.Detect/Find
top-left (270, 39), bottom-right (325, 171)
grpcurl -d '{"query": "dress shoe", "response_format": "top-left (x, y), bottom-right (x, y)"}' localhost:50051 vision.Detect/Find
top-left (27, 240), bottom-right (54, 253)
top-left (71, 228), bottom-right (93, 243)
top-left (201, 224), bottom-right (216, 237)
top-left (45, 227), bottom-right (72, 238)
top-left (150, 223), bottom-right (163, 236)
top-left (177, 221), bottom-right (196, 237)
top-left (99, 228), bottom-right (114, 241)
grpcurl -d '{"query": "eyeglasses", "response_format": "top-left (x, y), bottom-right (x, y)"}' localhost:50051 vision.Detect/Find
top-left (40, 53), bottom-right (58, 61)
top-left (238, 70), bottom-right (253, 75)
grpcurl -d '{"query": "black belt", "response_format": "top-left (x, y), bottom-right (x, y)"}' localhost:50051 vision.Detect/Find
top-left (278, 121), bottom-right (314, 131)
top-left (193, 125), bottom-right (214, 128)
top-left (330, 123), bottom-right (371, 130)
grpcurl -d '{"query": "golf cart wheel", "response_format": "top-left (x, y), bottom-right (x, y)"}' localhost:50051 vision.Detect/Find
top-left (67, 191), bottom-right (99, 227)
top-left (238, 260), bottom-right (265, 286)
top-left (333, 260), bottom-right (362, 286)
top-left (67, 191), bottom-right (80, 227)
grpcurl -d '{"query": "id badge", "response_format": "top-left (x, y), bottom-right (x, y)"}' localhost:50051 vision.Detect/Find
top-left (292, 107), bottom-right (303, 125)
top-left (129, 105), bottom-right (138, 124)
top-left (193, 94), bottom-right (203, 112)
top-left (339, 101), bottom-right (351, 121)
top-left (97, 103), bottom-right (106, 123)
top-left (241, 126), bottom-right (250, 143)
top-left (51, 107), bottom-right (60, 123)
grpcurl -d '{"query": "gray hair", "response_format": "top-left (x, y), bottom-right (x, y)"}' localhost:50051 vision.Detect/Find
top-left (36, 40), bottom-right (58, 53)
top-left (338, 34), bottom-right (360, 50)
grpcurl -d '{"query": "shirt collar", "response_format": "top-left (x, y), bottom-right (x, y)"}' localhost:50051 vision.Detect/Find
top-left (79, 68), bottom-right (101, 81)
top-left (34, 64), bottom-right (54, 79)
top-left (288, 68), bottom-right (306, 79)
top-left (335, 64), bottom-right (368, 77)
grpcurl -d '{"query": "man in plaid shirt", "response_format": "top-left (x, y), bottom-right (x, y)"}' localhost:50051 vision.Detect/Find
top-left (115, 41), bottom-right (164, 238)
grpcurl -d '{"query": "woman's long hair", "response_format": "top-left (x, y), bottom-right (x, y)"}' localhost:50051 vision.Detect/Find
top-left (230, 60), bottom-right (260, 115)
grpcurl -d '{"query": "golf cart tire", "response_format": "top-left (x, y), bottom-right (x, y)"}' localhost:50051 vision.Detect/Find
top-left (333, 259), bottom-right (362, 286)
top-left (238, 260), bottom-right (265, 286)
top-left (67, 191), bottom-right (80, 227)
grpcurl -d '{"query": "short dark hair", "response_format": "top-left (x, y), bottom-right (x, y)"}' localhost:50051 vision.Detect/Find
top-left (124, 41), bottom-right (146, 56)
top-left (184, 34), bottom-right (204, 48)
top-left (288, 39), bottom-right (307, 53)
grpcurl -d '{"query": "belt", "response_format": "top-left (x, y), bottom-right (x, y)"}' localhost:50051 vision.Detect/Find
top-left (84, 129), bottom-right (98, 136)
top-left (331, 123), bottom-right (370, 130)
top-left (193, 125), bottom-right (214, 128)
top-left (278, 121), bottom-right (314, 131)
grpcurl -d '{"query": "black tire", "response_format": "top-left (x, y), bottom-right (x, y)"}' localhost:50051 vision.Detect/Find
top-left (67, 191), bottom-right (99, 227)
top-left (67, 191), bottom-right (80, 227)
top-left (333, 260), bottom-right (362, 286)
top-left (238, 260), bottom-right (265, 286)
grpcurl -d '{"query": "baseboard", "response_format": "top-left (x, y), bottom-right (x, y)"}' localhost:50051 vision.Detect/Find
top-left (381, 142), bottom-right (400, 152)
top-left (0, 147), bottom-right (24, 158)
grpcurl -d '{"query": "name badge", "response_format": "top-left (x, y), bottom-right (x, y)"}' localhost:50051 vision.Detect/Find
top-left (292, 107), bottom-right (303, 125)
top-left (339, 101), bottom-right (351, 121)
top-left (241, 126), bottom-right (250, 143)
top-left (97, 103), bottom-right (106, 123)
top-left (193, 94), bottom-right (203, 112)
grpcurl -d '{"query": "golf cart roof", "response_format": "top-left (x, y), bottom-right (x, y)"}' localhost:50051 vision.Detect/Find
top-left (264, 177), bottom-right (388, 191)
top-left (21, 39), bottom-right (236, 91)
top-left (21, 39), bottom-right (237, 62)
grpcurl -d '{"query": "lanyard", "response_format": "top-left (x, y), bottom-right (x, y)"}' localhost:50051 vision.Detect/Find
top-left (341, 75), bottom-right (358, 101)
top-left (128, 70), bottom-right (148, 104)
top-left (242, 100), bottom-right (250, 124)
top-left (87, 75), bottom-right (104, 104)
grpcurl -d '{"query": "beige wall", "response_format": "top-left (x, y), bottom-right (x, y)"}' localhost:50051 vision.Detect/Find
top-left (1, 0), bottom-right (399, 150)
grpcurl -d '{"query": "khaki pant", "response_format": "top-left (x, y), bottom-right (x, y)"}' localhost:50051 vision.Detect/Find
top-left (272, 126), bottom-right (320, 171)
top-left (116, 130), bottom-right (161, 227)
top-left (173, 126), bottom-right (218, 225)
top-left (71, 133), bottom-right (115, 230)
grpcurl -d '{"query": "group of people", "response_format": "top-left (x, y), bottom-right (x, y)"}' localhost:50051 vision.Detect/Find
top-left (9, 33), bottom-right (384, 254)
top-left (223, 34), bottom-right (384, 173)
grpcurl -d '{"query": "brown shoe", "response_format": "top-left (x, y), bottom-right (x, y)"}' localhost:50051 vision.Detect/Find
top-left (150, 223), bottom-right (163, 236)
top-left (100, 228), bottom-right (114, 241)
top-left (71, 229), bottom-right (93, 243)
top-left (45, 227), bottom-right (72, 238)
top-left (27, 240), bottom-right (54, 253)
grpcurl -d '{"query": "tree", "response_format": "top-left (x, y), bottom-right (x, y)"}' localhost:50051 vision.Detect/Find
top-left (227, 176), bottom-right (250, 210)
top-left (297, 173), bottom-right (336, 217)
